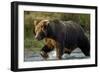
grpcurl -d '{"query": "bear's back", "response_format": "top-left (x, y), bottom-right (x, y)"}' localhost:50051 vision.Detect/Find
top-left (63, 21), bottom-right (85, 48)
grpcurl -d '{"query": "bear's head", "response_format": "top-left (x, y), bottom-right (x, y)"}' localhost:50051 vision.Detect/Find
top-left (34, 19), bottom-right (49, 40)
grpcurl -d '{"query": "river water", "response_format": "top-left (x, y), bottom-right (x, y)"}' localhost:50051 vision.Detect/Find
top-left (24, 48), bottom-right (89, 62)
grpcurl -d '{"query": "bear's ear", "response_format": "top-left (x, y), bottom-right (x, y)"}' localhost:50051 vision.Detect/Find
top-left (34, 19), bottom-right (42, 26)
top-left (43, 20), bottom-right (49, 26)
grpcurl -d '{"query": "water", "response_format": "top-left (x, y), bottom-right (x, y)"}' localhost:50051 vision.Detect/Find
top-left (24, 48), bottom-right (89, 62)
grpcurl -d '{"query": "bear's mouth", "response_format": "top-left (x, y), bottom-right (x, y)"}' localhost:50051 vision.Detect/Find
top-left (37, 37), bottom-right (44, 40)
top-left (35, 32), bottom-right (46, 40)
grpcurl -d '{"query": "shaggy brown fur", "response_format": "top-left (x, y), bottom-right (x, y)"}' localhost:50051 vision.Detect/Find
top-left (34, 19), bottom-right (90, 60)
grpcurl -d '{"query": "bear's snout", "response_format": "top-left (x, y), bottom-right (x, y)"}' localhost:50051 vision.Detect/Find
top-left (35, 32), bottom-right (45, 40)
top-left (35, 35), bottom-right (41, 41)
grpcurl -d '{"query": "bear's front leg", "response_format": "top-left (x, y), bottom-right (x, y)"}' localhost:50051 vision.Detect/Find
top-left (40, 45), bottom-right (54, 60)
top-left (55, 42), bottom-right (64, 60)
top-left (55, 32), bottom-right (65, 60)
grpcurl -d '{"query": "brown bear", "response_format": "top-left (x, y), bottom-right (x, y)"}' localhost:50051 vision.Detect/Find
top-left (34, 19), bottom-right (90, 60)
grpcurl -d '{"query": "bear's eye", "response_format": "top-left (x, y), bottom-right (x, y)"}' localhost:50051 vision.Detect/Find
top-left (43, 25), bottom-right (47, 29)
